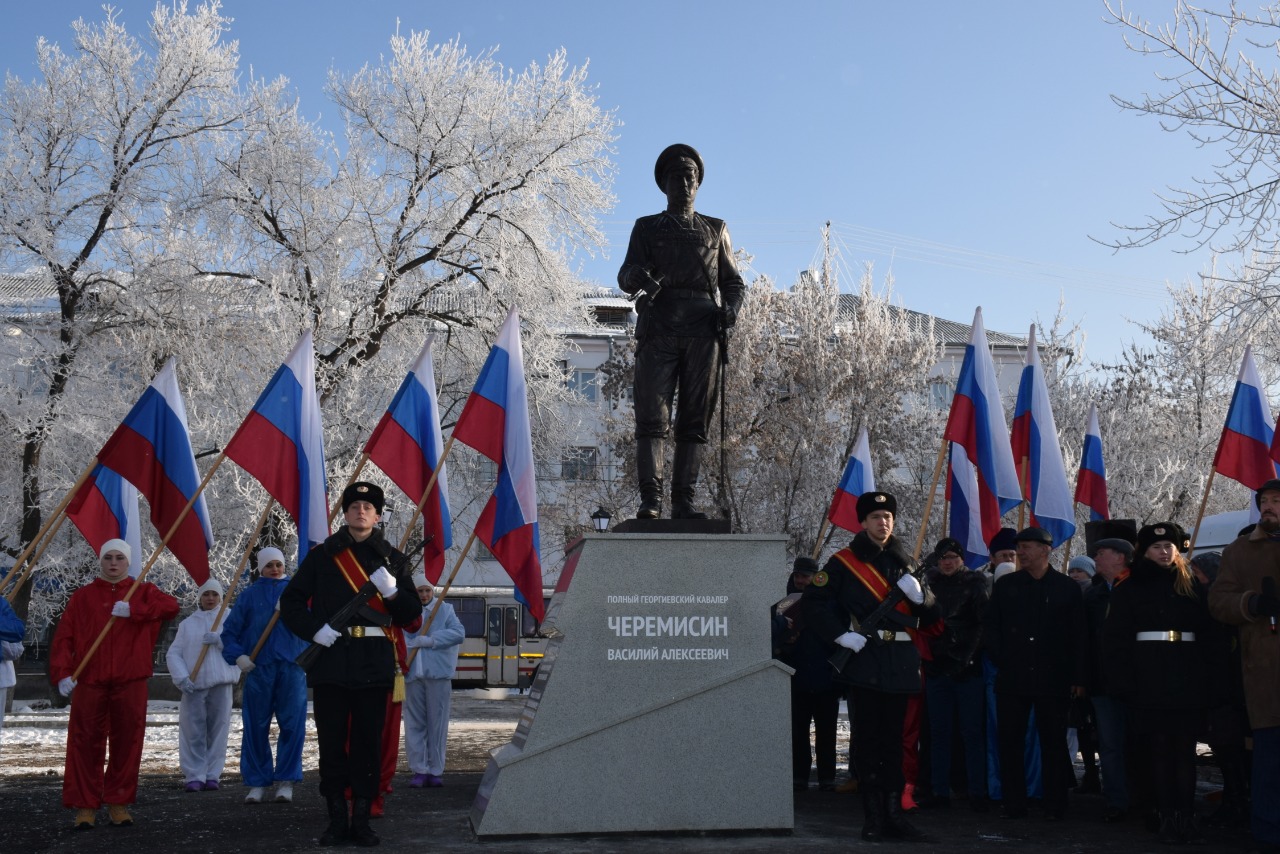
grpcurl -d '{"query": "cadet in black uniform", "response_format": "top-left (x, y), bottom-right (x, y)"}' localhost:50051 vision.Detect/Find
top-left (801, 491), bottom-right (940, 841)
top-left (280, 482), bottom-right (420, 847)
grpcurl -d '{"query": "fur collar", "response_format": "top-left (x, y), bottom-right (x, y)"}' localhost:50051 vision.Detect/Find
top-left (850, 531), bottom-right (913, 570)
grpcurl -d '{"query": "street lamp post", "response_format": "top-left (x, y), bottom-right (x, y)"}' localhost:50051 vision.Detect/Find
top-left (590, 506), bottom-right (612, 533)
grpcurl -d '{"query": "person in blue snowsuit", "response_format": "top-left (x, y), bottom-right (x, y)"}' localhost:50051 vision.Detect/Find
top-left (221, 547), bottom-right (309, 805)
top-left (403, 573), bottom-right (466, 788)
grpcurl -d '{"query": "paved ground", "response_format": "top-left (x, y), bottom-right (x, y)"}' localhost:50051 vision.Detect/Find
top-left (0, 690), bottom-right (1262, 853)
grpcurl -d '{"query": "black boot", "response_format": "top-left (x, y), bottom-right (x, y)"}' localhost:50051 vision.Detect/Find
top-left (349, 797), bottom-right (380, 847)
top-left (1156, 811), bottom-right (1180, 844)
top-left (861, 788), bottom-right (885, 842)
top-left (636, 437), bottom-right (664, 519)
top-left (318, 795), bottom-right (349, 846)
top-left (671, 442), bottom-right (707, 519)
top-left (885, 791), bottom-right (926, 840)
top-left (1176, 810), bottom-right (1206, 844)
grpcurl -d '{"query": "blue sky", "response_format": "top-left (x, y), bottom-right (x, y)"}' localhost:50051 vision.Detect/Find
top-left (1, 1), bottom-right (1220, 359)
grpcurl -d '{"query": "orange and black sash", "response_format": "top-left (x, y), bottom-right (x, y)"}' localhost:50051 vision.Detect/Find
top-left (333, 548), bottom-right (405, 701)
top-left (830, 548), bottom-right (915, 627)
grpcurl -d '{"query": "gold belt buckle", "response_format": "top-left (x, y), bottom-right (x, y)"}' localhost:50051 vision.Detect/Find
top-left (1168, 630), bottom-right (1181, 642)
top-left (350, 625), bottom-right (365, 639)
top-left (881, 630), bottom-right (896, 642)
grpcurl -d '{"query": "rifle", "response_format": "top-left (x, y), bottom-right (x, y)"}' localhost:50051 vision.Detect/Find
top-left (827, 584), bottom-right (909, 675)
top-left (295, 536), bottom-right (427, 671)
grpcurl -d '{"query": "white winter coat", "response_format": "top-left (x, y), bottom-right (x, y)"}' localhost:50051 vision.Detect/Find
top-left (166, 608), bottom-right (240, 689)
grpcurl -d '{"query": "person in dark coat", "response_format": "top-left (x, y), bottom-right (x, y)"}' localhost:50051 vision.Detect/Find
top-left (1085, 536), bottom-right (1135, 822)
top-left (279, 482), bottom-right (421, 847)
top-left (923, 537), bottom-right (990, 810)
top-left (1105, 522), bottom-right (1213, 844)
top-left (777, 556), bottom-right (843, 792)
top-left (801, 491), bottom-right (940, 841)
top-left (983, 526), bottom-right (1087, 821)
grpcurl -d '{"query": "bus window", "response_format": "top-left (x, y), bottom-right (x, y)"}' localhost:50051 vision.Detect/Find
top-left (488, 607), bottom-right (503, 647)
top-left (447, 598), bottom-right (486, 638)
top-left (504, 607), bottom-right (518, 647)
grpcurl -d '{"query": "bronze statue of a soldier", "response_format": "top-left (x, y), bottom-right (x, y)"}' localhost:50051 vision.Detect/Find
top-left (618, 144), bottom-right (745, 520)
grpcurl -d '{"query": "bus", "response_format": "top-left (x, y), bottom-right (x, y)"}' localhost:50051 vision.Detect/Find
top-left (442, 587), bottom-right (551, 690)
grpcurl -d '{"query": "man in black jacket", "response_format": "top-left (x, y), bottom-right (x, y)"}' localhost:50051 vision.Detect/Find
top-left (280, 482), bottom-right (420, 847)
top-left (801, 491), bottom-right (939, 841)
top-left (1087, 536), bottom-right (1134, 822)
top-left (983, 526), bottom-right (1087, 821)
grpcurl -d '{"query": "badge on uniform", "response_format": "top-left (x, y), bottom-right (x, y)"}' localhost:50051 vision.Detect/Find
top-left (812, 571), bottom-right (828, 587)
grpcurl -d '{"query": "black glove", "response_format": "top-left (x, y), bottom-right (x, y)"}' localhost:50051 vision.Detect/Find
top-left (1250, 587), bottom-right (1280, 618)
top-left (719, 303), bottom-right (737, 330)
top-left (622, 266), bottom-right (658, 296)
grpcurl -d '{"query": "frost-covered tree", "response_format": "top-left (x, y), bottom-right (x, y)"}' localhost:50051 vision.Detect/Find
top-left (1104, 1), bottom-right (1280, 313)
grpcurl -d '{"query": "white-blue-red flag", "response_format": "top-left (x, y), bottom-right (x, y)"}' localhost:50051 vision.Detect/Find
top-left (451, 308), bottom-right (544, 621)
top-left (65, 464), bottom-right (144, 578)
top-left (223, 331), bottom-right (330, 561)
top-left (96, 358), bottom-right (213, 584)
top-left (942, 307), bottom-right (1021, 545)
top-left (1074, 403), bottom-right (1109, 522)
top-left (1215, 345), bottom-right (1280, 490)
top-left (364, 336), bottom-right (453, 583)
top-left (946, 444), bottom-right (989, 568)
top-left (1009, 325), bottom-right (1076, 546)
top-left (827, 426), bottom-right (875, 534)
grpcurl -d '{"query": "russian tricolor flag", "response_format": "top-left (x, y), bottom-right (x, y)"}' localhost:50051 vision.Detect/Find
top-left (364, 336), bottom-right (453, 583)
top-left (1074, 403), bottom-right (1109, 522)
top-left (942, 308), bottom-right (1022, 545)
top-left (65, 464), bottom-right (144, 578)
top-left (223, 331), bottom-right (329, 561)
top-left (96, 358), bottom-right (213, 584)
top-left (947, 444), bottom-right (989, 568)
top-left (1215, 345), bottom-right (1280, 490)
top-left (452, 308), bottom-right (544, 621)
top-left (1009, 325), bottom-right (1076, 546)
top-left (827, 426), bottom-right (875, 534)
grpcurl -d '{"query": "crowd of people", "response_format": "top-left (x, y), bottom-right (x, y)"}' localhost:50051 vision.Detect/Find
top-left (38, 481), bottom-right (464, 847)
top-left (777, 483), bottom-right (1280, 853)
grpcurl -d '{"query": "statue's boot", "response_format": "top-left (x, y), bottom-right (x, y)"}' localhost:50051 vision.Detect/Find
top-left (636, 437), bottom-right (664, 519)
top-left (671, 442), bottom-right (708, 520)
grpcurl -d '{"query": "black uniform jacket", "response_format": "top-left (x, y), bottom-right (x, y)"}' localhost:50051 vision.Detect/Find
top-left (1081, 575), bottom-right (1114, 696)
top-left (279, 527), bottom-right (421, 690)
top-left (1103, 558), bottom-right (1214, 711)
top-left (801, 532), bottom-right (940, 694)
top-left (984, 565), bottom-right (1087, 698)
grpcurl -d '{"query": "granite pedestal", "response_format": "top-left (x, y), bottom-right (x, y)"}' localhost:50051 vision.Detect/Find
top-left (470, 532), bottom-right (793, 837)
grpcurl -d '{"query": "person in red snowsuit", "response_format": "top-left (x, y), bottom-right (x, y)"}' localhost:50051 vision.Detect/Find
top-left (50, 539), bottom-right (179, 830)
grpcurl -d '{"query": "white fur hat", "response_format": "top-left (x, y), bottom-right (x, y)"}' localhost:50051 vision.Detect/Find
top-left (411, 571), bottom-right (430, 589)
top-left (197, 578), bottom-right (224, 597)
top-left (993, 562), bottom-right (1016, 582)
top-left (99, 538), bottom-right (131, 563)
top-left (255, 547), bottom-right (286, 571)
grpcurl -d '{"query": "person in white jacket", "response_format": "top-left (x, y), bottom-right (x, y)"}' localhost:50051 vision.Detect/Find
top-left (0, 595), bottom-right (24, 753)
top-left (402, 574), bottom-right (465, 787)
top-left (166, 578), bottom-right (240, 792)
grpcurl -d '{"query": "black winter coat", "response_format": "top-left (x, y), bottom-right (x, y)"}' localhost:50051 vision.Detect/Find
top-left (923, 567), bottom-right (988, 679)
top-left (801, 532), bottom-right (940, 694)
top-left (1103, 558), bottom-right (1214, 711)
top-left (984, 566), bottom-right (1087, 698)
top-left (279, 527), bottom-right (421, 689)
top-left (1082, 575), bottom-right (1114, 696)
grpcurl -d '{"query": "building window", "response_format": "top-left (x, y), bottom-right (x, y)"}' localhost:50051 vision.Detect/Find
top-left (929, 380), bottom-right (954, 411)
top-left (561, 446), bottom-right (600, 481)
top-left (567, 369), bottom-right (598, 402)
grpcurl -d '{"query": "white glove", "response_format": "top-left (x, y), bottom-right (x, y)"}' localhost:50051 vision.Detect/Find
top-left (313, 623), bottom-right (341, 647)
top-left (202, 632), bottom-right (223, 649)
top-left (370, 566), bottom-right (398, 598)
top-left (236, 655), bottom-right (256, 673)
top-left (896, 573), bottom-right (924, 604)
top-left (111, 600), bottom-right (131, 618)
top-left (178, 677), bottom-right (197, 694)
top-left (58, 676), bottom-right (76, 697)
top-left (409, 634), bottom-right (436, 649)
top-left (835, 631), bottom-right (867, 652)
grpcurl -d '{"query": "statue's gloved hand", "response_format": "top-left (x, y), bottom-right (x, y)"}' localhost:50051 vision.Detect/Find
top-left (622, 266), bottom-right (658, 296)
top-left (719, 303), bottom-right (737, 330)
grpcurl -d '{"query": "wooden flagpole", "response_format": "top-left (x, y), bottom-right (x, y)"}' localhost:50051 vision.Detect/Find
top-left (4, 511), bottom-right (70, 605)
top-left (0, 459), bottom-right (98, 599)
top-left (396, 435), bottom-right (458, 553)
top-left (327, 452), bottom-right (370, 525)
top-left (405, 528), bottom-right (477, 669)
top-left (913, 438), bottom-right (950, 561)
top-left (1188, 467), bottom-right (1219, 553)
top-left (189, 498), bottom-right (275, 681)
top-left (71, 453), bottom-right (228, 682)
top-left (810, 517), bottom-right (832, 561)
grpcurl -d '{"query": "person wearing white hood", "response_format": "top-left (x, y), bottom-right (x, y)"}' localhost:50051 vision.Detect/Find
top-left (402, 573), bottom-right (464, 788)
top-left (219, 547), bottom-right (309, 805)
top-left (166, 578), bottom-right (240, 792)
